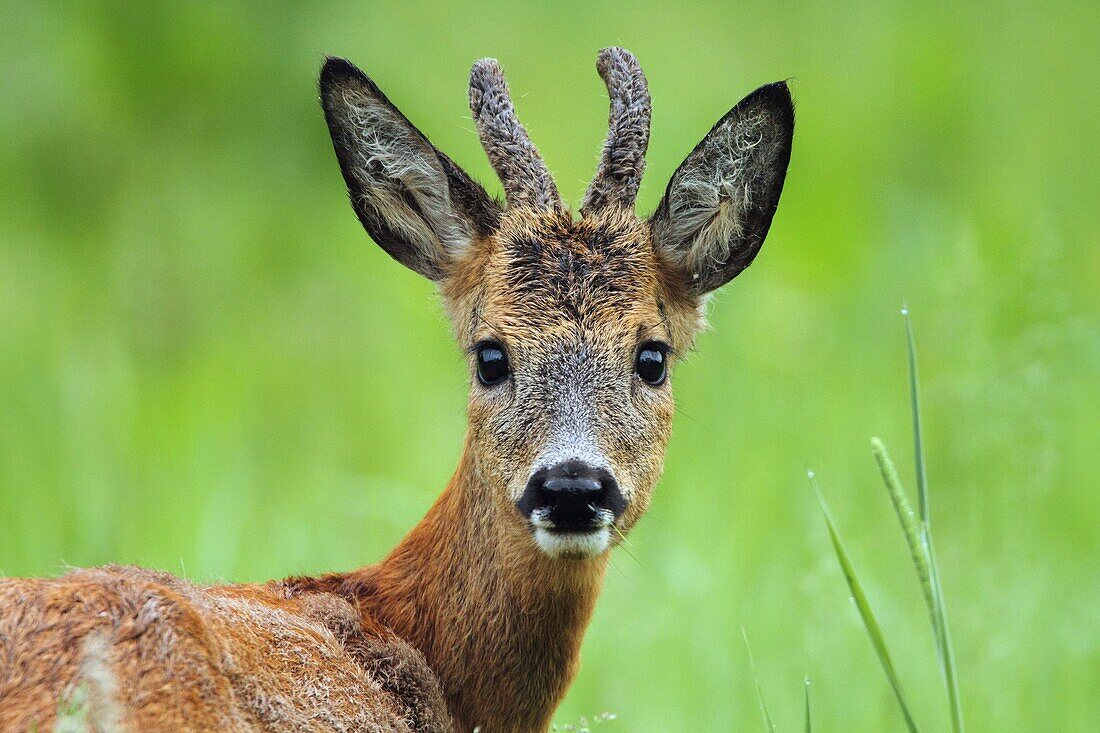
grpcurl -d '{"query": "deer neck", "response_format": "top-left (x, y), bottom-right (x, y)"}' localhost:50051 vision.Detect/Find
top-left (356, 438), bottom-right (609, 732)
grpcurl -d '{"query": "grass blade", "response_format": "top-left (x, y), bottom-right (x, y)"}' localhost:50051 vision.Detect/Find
top-left (901, 309), bottom-right (965, 732)
top-left (926, 535), bottom-right (963, 733)
top-left (810, 472), bottom-right (920, 733)
top-left (741, 628), bottom-right (776, 733)
top-left (803, 677), bottom-right (812, 733)
top-left (901, 307), bottom-right (929, 525)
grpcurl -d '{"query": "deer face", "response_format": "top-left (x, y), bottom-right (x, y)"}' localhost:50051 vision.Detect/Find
top-left (320, 50), bottom-right (794, 559)
top-left (443, 208), bottom-right (689, 558)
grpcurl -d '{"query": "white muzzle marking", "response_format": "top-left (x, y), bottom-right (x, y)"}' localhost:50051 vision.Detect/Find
top-left (530, 507), bottom-right (615, 558)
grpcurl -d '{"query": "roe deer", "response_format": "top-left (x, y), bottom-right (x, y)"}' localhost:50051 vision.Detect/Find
top-left (0, 48), bottom-right (794, 732)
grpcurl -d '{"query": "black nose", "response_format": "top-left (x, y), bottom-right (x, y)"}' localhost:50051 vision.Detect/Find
top-left (517, 460), bottom-right (626, 531)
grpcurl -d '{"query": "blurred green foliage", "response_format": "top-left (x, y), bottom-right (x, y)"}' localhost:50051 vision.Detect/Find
top-left (1, 1), bottom-right (1097, 729)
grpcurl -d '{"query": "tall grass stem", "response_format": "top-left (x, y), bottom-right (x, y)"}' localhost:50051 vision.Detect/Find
top-left (901, 309), bottom-right (965, 733)
top-left (901, 307), bottom-right (929, 525)
top-left (741, 628), bottom-right (777, 733)
top-left (810, 472), bottom-right (920, 733)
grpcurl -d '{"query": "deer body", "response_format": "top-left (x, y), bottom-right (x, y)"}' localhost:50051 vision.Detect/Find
top-left (0, 48), bottom-right (793, 732)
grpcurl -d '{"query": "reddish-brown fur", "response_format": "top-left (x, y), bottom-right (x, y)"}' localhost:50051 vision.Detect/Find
top-left (0, 210), bottom-right (689, 733)
top-left (0, 210), bottom-right (684, 733)
top-left (0, 566), bottom-right (449, 731)
top-left (1, 49), bottom-right (793, 732)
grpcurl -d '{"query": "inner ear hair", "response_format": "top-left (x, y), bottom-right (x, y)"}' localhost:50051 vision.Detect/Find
top-left (320, 57), bottom-right (499, 280)
top-left (650, 81), bottom-right (794, 296)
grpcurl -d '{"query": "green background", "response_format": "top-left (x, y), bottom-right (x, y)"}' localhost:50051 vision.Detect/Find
top-left (2, 1), bottom-right (1097, 729)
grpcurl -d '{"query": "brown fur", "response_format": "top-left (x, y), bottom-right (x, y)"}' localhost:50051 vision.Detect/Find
top-left (0, 566), bottom-right (449, 732)
top-left (0, 50), bottom-right (793, 732)
top-left (0, 208), bottom-right (698, 733)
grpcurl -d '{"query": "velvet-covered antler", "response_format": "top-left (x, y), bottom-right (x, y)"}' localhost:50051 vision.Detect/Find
top-left (469, 58), bottom-right (561, 211)
top-left (581, 47), bottom-right (651, 214)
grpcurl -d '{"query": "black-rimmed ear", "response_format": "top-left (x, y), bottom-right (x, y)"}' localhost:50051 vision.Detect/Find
top-left (320, 57), bottom-right (501, 280)
top-left (650, 81), bottom-right (794, 296)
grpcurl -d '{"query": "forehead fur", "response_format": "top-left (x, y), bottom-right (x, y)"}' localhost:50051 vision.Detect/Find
top-left (495, 208), bottom-right (655, 325)
top-left (443, 207), bottom-right (702, 349)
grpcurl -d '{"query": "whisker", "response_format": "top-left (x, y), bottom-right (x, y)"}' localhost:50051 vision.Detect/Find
top-left (676, 406), bottom-right (704, 427)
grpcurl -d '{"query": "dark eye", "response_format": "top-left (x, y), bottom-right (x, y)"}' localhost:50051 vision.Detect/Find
top-left (635, 342), bottom-right (668, 386)
top-left (475, 341), bottom-right (510, 386)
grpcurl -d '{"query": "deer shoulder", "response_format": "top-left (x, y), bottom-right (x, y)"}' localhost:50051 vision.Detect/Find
top-left (0, 565), bottom-right (450, 732)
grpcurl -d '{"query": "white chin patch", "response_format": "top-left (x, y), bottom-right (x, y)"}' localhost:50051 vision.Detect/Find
top-left (533, 527), bottom-right (612, 559)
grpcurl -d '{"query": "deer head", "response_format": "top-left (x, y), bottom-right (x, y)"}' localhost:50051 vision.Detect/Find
top-left (319, 48), bottom-right (793, 561)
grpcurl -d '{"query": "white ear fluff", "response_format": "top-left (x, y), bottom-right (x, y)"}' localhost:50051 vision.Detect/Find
top-left (320, 57), bottom-right (500, 280)
top-left (340, 93), bottom-right (469, 261)
top-left (651, 81), bottom-right (794, 296)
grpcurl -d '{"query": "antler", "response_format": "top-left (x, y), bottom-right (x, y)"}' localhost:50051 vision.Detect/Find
top-left (469, 59), bottom-right (561, 211)
top-left (581, 48), bottom-right (651, 214)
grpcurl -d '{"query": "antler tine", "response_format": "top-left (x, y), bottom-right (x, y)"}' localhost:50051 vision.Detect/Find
top-left (469, 58), bottom-right (561, 211)
top-left (581, 47), bottom-right (652, 215)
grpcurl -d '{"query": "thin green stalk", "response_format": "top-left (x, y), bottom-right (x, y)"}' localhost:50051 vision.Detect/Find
top-left (925, 534), bottom-right (963, 733)
top-left (901, 307), bottom-right (929, 525)
top-left (810, 472), bottom-right (920, 733)
top-left (803, 677), bottom-right (812, 733)
top-left (741, 628), bottom-right (776, 733)
top-left (901, 309), bottom-right (965, 733)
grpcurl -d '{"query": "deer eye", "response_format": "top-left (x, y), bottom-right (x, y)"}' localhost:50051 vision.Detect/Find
top-left (475, 341), bottom-right (510, 386)
top-left (635, 342), bottom-right (668, 386)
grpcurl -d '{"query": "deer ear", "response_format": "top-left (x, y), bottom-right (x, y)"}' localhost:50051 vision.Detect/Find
top-left (650, 81), bottom-right (794, 296)
top-left (320, 57), bottom-right (500, 280)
